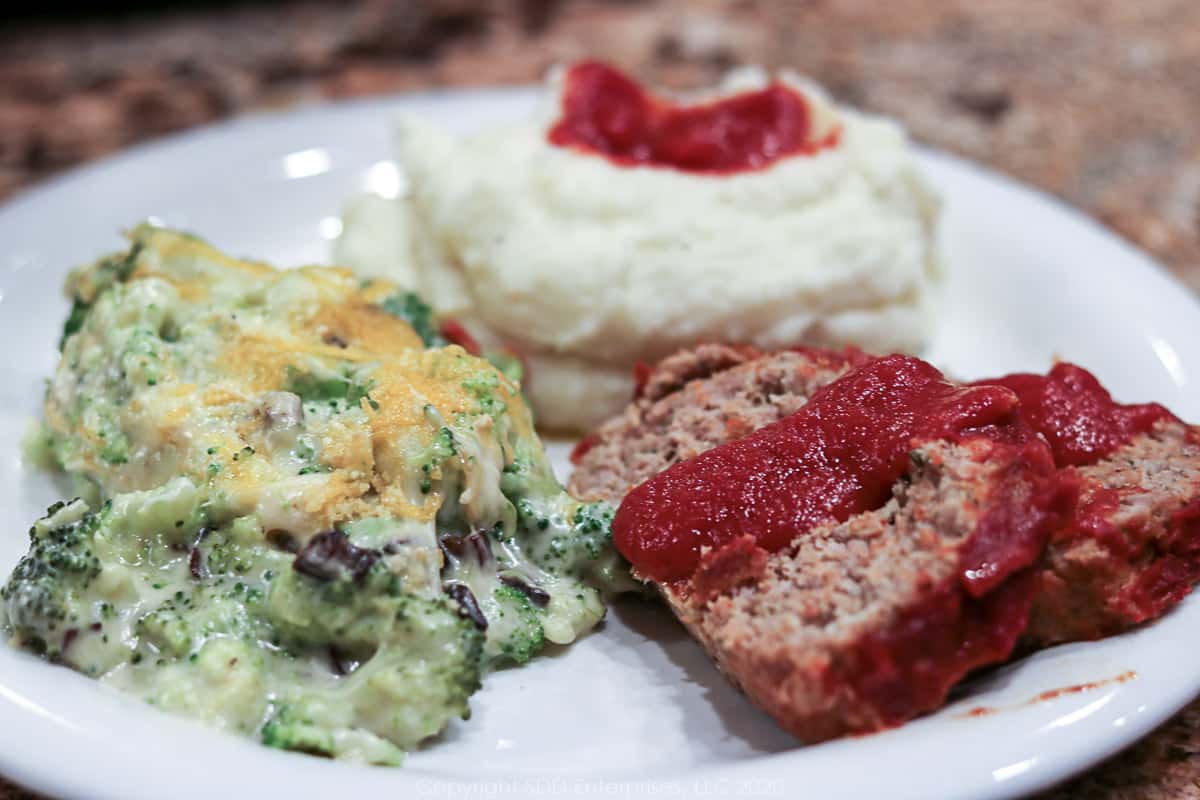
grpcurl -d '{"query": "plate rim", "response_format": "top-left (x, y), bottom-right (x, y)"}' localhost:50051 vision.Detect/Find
top-left (0, 85), bottom-right (1198, 800)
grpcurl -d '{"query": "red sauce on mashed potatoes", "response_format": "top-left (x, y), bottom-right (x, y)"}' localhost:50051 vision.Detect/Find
top-left (547, 61), bottom-right (840, 174)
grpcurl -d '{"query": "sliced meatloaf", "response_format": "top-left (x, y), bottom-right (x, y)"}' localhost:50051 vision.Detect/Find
top-left (568, 343), bottom-right (866, 503)
top-left (1027, 419), bottom-right (1200, 644)
top-left (575, 348), bottom-right (1200, 648)
top-left (600, 354), bottom-right (1066, 741)
top-left (984, 365), bottom-right (1200, 646)
top-left (572, 347), bottom-right (1200, 741)
top-left (666, 435), bottom-right (1052, 742)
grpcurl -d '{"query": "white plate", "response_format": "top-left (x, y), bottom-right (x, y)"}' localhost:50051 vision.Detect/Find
top-left (2, 87), bottom-right (1200, 800)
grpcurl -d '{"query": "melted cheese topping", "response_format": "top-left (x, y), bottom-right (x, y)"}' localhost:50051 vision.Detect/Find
top-left (49, 225), bottom-right (533, 537)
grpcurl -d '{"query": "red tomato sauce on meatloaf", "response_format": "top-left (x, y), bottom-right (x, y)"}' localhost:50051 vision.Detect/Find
top-left (613, 355), bottom-right (1056, 586)
top-left (982, 363), bottom-right (1175, 467)
top-left (982, 363), bottom-right (1200, 633)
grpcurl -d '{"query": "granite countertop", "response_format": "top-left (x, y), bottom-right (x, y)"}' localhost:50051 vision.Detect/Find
top-left (2, 1), bottom-right (1199, 797)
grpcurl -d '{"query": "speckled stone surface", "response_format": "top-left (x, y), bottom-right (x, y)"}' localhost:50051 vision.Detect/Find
top-left (2, 1), bottom-right (1200, 798)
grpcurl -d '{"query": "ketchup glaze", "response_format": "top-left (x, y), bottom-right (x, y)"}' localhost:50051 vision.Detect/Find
top-left (980, 363), bottom-right (1175, 468)
top-left (612, 355), bottom-right (1045, 583)
top-left (983, 363), bottom-right (1195, 630)
top-left (547, 61), bottom-right (840, 174)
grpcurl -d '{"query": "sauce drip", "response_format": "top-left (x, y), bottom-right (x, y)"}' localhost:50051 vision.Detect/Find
top-left (547, 61), bottom-right (839, 174)
top-left (980, 363), bottom-right (1175, 467)
top-left (613, 355), bottom-right (1036, 583)
top-left (960, 669), bottom-right (1137, 718)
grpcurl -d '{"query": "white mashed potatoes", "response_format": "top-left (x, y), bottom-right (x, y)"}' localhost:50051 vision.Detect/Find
top-left (337, 66), bottom-right (941, 431)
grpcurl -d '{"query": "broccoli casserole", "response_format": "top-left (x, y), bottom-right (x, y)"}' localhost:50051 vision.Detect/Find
top-left (3, 225), bottom-right (629, 764)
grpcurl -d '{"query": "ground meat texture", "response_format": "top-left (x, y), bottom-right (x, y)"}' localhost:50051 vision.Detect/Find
top-left (568, 344), bottom-right (866, 503)
top-left (982, 364), bottom-right (1200, 646)
top-left (572, 346), bottom-right (1200, 740)
top-left (1024, 419), bottom-right (1200, 646)
top-left (663, 437), bottom-right (1054, 743)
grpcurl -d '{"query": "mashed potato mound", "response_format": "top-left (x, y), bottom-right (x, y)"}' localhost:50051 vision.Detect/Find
top-left (338, 66), bottom-right (941, 431)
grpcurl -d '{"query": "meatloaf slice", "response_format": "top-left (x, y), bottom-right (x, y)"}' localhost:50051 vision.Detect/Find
top-left (662, 433), bottom-right (1056, 741)
top-left (573, 347), bottom-right (1200, 740)
top-left (1026, 419), bottom-right (1200, 644)
top-left (602, 355), bottom-right (1065, 741)
top-left (977, 364), bottom-right (1200, 646)
top-left (568, 343), bottom-right (865, 504)
top-left (576, 348), bottom-right (1200, 648)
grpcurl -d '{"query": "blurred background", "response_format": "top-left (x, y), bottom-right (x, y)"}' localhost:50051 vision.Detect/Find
top-left (2, 2), bottom-right (1200, 798)
top-left (2, 0), bottom-right (1199, 290)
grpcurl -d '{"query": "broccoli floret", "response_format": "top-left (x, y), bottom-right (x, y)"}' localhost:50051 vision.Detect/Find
top-left (59, 298), bottom-right (91, 351)
top-left (351, 594), bottom-right (483, 744)
top-left (135, 602), bottom-right (194, 658)
top-left (92, 242), bottom-right (142, 286)
top-left (135, 582), bottom-right (265, 660)
top-left (3, 481), bottom-right (216, 674)
top-left (263, 573), bottom-right (483, 762)
top-left (97, 424), bottom-right (131, 465)
top-left (566, 502), bottom-right (612, 560)
top-left (462, 372), bottom-right (507, 416)
top-left (1, 499), bottom-right (102, 661)
top-left (200, 518), bottom-right (289, 579)
top-left (503, 470), bottom-right (638, 594)
top-left (489, 585), bottom-right (545, 664)
top-left (545, 502), bottom-right (640, 593)
top-left (268, 558), bottom-right (402, 655)
top-left (380, 292), bottom-right (446, 348)
top-left (435, 445), bottom-right (637, 665)
top-left (262, 536), bottom-right (483, 754)
top-left (284, 365), bottom-right (377, 411)
top-left (427, 426), bottom-right (457, 462)
top-left (261, 704), bottom-right (339, 759)
top-left (5, 487), bottom-right (484, 765)
top-left (485, 351), bottom-right (524, 385)
top-left (417, 426), bottom-right (457, 494)
top-left (61, 242), bottom-right (144, 344)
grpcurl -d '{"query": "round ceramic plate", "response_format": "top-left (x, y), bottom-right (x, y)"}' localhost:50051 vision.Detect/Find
top-left (2, 87), bottom-right (1200, 800)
